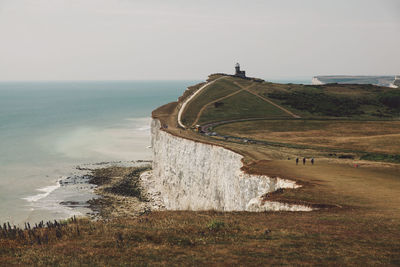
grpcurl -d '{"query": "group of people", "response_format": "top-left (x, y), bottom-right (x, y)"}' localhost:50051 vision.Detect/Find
top-left (296, 157), bottom-right (314, 165)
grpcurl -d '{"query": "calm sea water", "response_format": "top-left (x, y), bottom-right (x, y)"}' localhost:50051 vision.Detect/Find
top-left (0, 81), bottom-right (196, 225)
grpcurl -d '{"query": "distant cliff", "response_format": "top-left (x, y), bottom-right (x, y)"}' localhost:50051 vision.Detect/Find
top-left (394, 78), bottom-right (400, 88)
top-left (312, 75), bottom-right (397, 87)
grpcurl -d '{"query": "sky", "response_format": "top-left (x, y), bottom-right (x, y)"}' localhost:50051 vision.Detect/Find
top-left (0, 0), bottom-right (399, 81)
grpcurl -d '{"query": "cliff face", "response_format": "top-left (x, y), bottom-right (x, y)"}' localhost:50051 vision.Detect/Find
top-left (311, 77), bottom-right (324, 85)
top-left (312, 75), bottom-right (397, 87)
top-left (151, 119), bottom-right (311, 212)
top-left (394, 78), bottom-right (400, 88)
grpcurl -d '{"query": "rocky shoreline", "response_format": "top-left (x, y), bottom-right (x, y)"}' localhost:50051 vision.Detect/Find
top-left (59, 161), bottom-right (163, 221)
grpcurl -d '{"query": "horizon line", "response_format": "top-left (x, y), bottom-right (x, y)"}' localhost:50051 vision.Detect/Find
top-left (0, 79), bottom-right (205, 83)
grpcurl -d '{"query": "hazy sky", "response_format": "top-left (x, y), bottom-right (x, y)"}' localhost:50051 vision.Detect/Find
top-left (0, 0), bottom-right (399, 81)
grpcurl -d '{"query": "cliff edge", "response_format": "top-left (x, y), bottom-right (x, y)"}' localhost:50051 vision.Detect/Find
top-left (150, 74), bottom-right (312, 211)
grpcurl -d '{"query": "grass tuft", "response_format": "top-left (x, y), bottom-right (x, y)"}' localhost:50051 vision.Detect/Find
top-left (207, 220), bottom-right (225, 232)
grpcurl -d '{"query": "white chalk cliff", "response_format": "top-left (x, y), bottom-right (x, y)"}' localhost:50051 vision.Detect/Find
top-left (311, 77), bottom-right (324, 85)
top-left (150, 119), bottom-right (312, 212)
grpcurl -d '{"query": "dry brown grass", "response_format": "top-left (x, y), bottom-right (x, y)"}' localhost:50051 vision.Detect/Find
top-left (243, 159), bottom-right (400, 211)
top-left (215, 120), bottom-right (400, 154)
top-left (1, 209), bottom-right (400, 266)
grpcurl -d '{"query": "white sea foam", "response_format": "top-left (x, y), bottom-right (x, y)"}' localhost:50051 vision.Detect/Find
top-left (18, 116), bottom-right (152, 223)
top-left (22, 179), bottom-right (61, 202)
top-left (126, 117), bottom-right (151, 131)
top-left (50, 117), bottom-right (152, 161)
top-left (137, 125), bottom-right (151, 131)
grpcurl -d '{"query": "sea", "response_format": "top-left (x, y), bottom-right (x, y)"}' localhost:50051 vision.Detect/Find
top-left (0, 80), bottom-right (198, 225)
top-left (0, 77), bottom-right (310, 226)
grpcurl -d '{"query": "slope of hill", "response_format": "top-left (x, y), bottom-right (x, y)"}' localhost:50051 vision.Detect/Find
top-left (179, 74), bottom-right (399, 162)
top-left (182, 74), bottom-right (400, 123)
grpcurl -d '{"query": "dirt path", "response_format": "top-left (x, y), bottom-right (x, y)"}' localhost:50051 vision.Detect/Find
top-left (177, 76), bottom-right (226, 128)
top-left (182, 77), bottom-right (300, 129)
top-left (232, 81), bottom-right (301, 118)
top-left (191, 88), bottom-right (244, 127)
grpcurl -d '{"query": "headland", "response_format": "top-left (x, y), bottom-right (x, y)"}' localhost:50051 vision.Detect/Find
top-left (1, 73), bottom-right (400, 265)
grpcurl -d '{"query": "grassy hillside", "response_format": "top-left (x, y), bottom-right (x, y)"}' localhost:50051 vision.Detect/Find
top-left (181, 79), bottom-right (241, 126)
top-left (198, 90), bottom-right (289, 124)
top-left (178, 75), bottom-right (399, 163)
top-left (214, 120), bottom-right (400, 162)
top-left (176, 74), bottom-right (400, 164)
top-left (267, 84), bottom-right (400, 118)
top-left (182, 76), bottom-right (400, 124)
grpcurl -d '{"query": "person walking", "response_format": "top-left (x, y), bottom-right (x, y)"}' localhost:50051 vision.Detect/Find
top-left (303, 157), bottom-right (306, 165)
top-left (296, 158), bottom-right (299, 165)
top-left (311, 157), bottom-right (314, 165)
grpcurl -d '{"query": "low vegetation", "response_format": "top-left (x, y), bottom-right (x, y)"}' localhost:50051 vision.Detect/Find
top-left (360, 153), bottom-right (400, 163)
top-left (268, 90), bottom-right (365, 117)
top-left (181, 78), bottom-right (241, 126)
top-left (379, 90), bottom-right (400, 111)
top-left (1, 210), bottom-right (399, 266)
top-left (214, 120), bottom-right (400, 159)
top-left (267, 86), bottom-right (400, 118)
top-left (198, 90), bottom-right (289, 124)
top-left (182, 76), bottom-right (399, 129)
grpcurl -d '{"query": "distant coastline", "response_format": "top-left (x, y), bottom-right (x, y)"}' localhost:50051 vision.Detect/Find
top-left (312, 75), bottom-right (398, 88)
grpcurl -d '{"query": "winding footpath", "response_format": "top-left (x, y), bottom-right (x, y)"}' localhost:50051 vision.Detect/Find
top-left (177, 76), bottom-right (226, 128)
top-left (190, 87), bottom-right (245, 127)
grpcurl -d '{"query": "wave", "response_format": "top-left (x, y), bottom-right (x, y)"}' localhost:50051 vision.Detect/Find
top-left (129, 118), bottom-right (151, 133)
top-left (137, 125), bottom-right (151, 131)
top-left (22, 179), bottom-right (61, 202)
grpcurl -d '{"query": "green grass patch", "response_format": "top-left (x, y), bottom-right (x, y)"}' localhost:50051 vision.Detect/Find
top-left (266, 84), bottom-right (400, 118)
top-left (360, 153), bottom-right (400, 163)
top-left (181, 79), bottom-right (241, 126)
top-left (198, 90), bottom-right (289, 124)
top-left (378, 90), bottom-right (400, 111)
top-left (207, 220), bottom-right (225, 232)
top-left (268, 90), bottom-right (363, 117)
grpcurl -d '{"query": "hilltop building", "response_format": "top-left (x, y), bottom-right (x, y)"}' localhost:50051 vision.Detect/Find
top-left (234, 63), bottom-right (246, 78)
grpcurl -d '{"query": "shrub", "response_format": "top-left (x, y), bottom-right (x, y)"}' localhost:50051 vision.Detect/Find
top-left (207, 220), bottom-right (225, 231)
top-left (268, 90), bottom-right (363, 116)
top-left (360, 153), bottom-right (400, 163)
top-left (379, 91), bottom-right (400, 110)
top-left (338, 155), bottom-right (355, 159)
